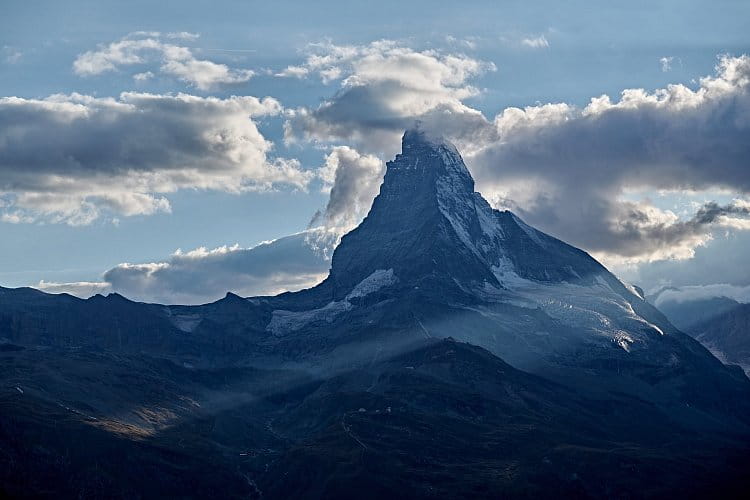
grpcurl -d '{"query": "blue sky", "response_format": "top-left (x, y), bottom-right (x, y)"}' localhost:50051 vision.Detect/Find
top-left (1, 0), bottom-right (749, 303)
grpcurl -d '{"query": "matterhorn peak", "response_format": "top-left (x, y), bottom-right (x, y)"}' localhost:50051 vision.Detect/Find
top-left (400, 125), bottom-right (447, 149)
top-left (322, 129), bottom-right (606, 301)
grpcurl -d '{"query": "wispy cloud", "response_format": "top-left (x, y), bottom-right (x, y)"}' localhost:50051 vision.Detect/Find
top-left (660, 56), bottom-right (674, 72)
top-left (652, 283), bottom-right (750, 305)
top-left (2, 45), bottom-right (22, 64)
top-left (520, 35), bottom-right (549, 49)
top-left (73, 32), bottom-right (254, 90)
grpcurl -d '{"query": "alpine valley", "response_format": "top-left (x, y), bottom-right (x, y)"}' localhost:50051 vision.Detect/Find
top-left (1, 130), bottom-right (748, 498)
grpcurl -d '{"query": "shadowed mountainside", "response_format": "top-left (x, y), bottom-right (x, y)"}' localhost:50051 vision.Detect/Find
top-left (1, 130), bottom-right (749, 498)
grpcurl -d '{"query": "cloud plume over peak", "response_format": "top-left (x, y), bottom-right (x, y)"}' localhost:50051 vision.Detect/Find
top-left (310, 146), bottom-right (384, 232)
top-left (283, 40), bottom-right (495, 152)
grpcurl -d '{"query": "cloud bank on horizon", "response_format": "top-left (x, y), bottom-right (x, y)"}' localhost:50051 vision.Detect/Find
top-left (2, 29), bottom-right (750, 304)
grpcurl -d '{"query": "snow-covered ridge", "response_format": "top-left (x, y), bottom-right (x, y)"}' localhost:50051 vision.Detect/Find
top-left (267, 269), bottom-right (397, 336)
top-left (510, 213), bottom-right (546, 248)
top-left (346, 269), bottom-right (396, 300)
top-left (476, 273), bottom-right (667, 353)
top-left (433, 140), bottom-right (505, 263)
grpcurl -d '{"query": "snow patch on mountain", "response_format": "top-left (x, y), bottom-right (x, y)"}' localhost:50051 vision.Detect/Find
top-left (490, 258), bottom-right (530, 288)
top-left (163, 307), bottom-right (202, 333)
top-left (511, 213), bottom-right (546, 248)
top-left (346, 269), bottom-right (396, 300)
top-left (267, 300), bottom-right (353, 336)
top-left (476, 274), bottom-right (669, 353)
top-left (475, 195), bottom-right (506, 244)
top-left (436, 174), bottom-right (480, 258)
top-left (267, 269), bottom-right (397, 336)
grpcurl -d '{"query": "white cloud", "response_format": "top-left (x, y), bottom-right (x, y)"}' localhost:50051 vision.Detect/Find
top-left (652, 283), bottom-right (750, 306)
top-left (165, 31), bottom-right (200, 41)
top-left (469, 55), bottom-right (750, 264)
top-left (275, 65), bottom-right (309, 78)
top-left (36, 280), bottom-right (112, 297)
top-left (284, 47), bottom-right (750, 265)
top-left (0, 92), bottom-right (311, 225)
top-left (445, 36), bottom-right (478, 50)
top-left (39, 229), bottom-right (335, 304)
top-left (660, 56), bottom-right (674, 72)
top-left (617, 230), bottom-right (750, 294)
top-left (73, 32), bottom-right (254, 90)
top-left (310, 146), bottom-right (384, 232)
top-left (283, 40), bottom-right (495, 153)
top-left (1, 211), bottom-right (35, 224)
top-left (133, 71), bottom-right (154, 82)
top-left (520, 35), bottom-right (549, 49)
top-left (3, 45), bottom-right (22, 64)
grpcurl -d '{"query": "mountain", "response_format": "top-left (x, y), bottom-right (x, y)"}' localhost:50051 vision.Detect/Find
top-left (648, 291), bottom-right (750, 375)
top-left (326, 128), bottom-right (603, 297)
top-left (649, 290), bottom-right (741, 331)
top-left (2, 129), bottom-right (749, 498)
top-left (684, 303), bottom-right (750, 375)
top-left (262, 129), bottom-right (750, 427)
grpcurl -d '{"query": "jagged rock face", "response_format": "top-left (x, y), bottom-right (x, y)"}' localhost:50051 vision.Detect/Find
top-left (327, 129), bottom-right (604, 300)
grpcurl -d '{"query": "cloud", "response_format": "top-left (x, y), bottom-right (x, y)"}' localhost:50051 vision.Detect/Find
top-left (283, 40), bottom-right (495, 152)
top-left (520, 35), bottom-right (549, 49)
top-left (617, 229), bottom-right (750, 293)
top-left (310, 146), bottom-right (384, 232)
top-left (469, 54), bottom-right (750, 264)
top-left (36, 280), bottom-right (112, 297)
top-left (133, 71), bottom-right (154, 82)
top-left (445, 36), bottom-right (478, 50)
top-left (282, 45), bottom-right (750, 265)
top-left (275, 65), bottom-right (310, 78)
top-left (28, 147), bottom-right (383, 304)
top-left (651, 283), bottom-right (750, 306)
top-left (1, 211), bottom-right (35, 224)
top-left (165, 31), bottom-right (200, 41)
top-left (73, 32), bottom-right (253, 90)
top-left (39, 229), bottom-right (335, 304)
top-left (660, 56), bottom-right (674, 72)
top-left (0, 92), bottom-right (310, 224)
top-left (693, 200), bottom-right (750, 229)
top-left (3, 45), bottom-right (22, 64)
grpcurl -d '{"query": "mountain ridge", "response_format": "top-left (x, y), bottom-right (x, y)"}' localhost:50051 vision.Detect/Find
top-left (1, 129), bottom-right (749, 497)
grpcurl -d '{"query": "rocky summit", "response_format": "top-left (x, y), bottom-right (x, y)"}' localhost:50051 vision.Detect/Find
top-left (1, 130), bottom-right (749, 498)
